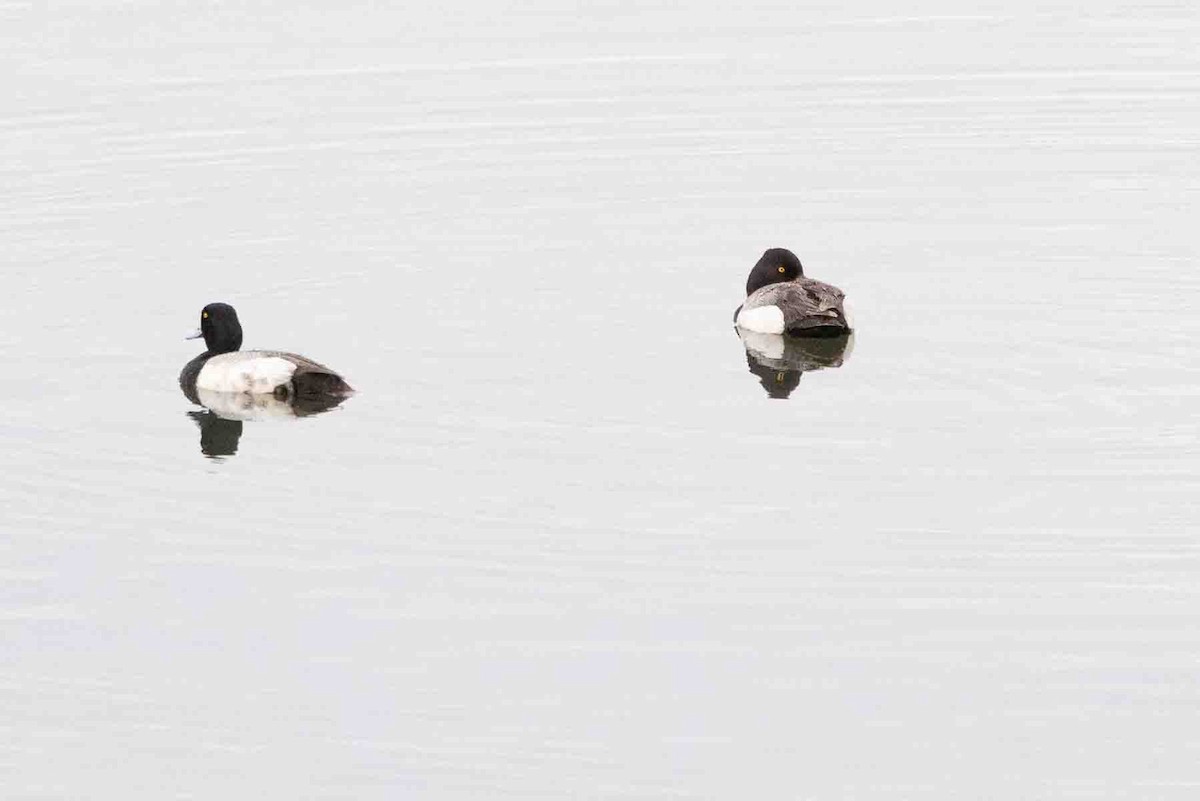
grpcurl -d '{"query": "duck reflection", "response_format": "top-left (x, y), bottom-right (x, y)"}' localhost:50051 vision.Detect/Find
top-left (183, 387), bottom-right (348, 458)
top-left (187, 410), bottom-right (244, 457)
top-left (739, 329), bottom-right (853, 399)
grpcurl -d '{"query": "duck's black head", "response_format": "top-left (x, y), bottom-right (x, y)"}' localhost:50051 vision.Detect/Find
top-left (746, 248), bottom-right (804, 296)
top-left (188, 302), bottom-right (243, 354)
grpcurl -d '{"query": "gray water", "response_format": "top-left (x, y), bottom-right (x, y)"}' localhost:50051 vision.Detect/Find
top-left (3, 2), bottom-right (1199, 798)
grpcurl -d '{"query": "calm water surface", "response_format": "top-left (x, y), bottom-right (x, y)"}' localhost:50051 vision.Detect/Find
top-left (3, 1), bottom-right (1199, 798)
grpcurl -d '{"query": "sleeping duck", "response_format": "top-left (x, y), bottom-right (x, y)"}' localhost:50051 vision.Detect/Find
top-left (734, 248), bottom-right (851, 338)
top-left (179, 303), bottom-right (353, 403)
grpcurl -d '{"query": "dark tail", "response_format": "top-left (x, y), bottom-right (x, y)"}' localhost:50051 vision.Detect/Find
top-left (286, 369), bottom-right (355, 398)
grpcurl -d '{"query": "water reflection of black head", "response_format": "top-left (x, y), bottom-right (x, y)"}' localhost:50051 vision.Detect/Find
top-left (738, 329), bottom-right (852, 399)
top-left (187, 410), bottom-right (243, 458)
top-left (182, 389), bottom-right (349, 459)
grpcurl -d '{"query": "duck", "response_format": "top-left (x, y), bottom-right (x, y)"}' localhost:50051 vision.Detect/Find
top-left (733, 248), bottom-right (852, 337)
top-left (179, 303), bottom-right (353, 403)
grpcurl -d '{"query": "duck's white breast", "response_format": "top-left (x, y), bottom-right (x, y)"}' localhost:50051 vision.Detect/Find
top-left (196, 352), bottom-right (297, 394)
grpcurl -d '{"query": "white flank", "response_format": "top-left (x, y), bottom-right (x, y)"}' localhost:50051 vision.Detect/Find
top-left (841, 298), bottom-right (855, 329)
top-left (735, 305), bottom-right (786, 334)
top-left (196, 352), bottom-right (297, 394)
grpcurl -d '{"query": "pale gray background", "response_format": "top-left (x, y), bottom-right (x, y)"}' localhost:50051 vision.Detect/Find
top-left (2, 1), bottom-right (1198, 798)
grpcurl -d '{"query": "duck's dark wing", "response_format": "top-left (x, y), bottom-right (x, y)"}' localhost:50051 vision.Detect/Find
top-left (743, 278), bottom-right (850, 336)
top-left (260, 351), bottom-right (355, 397)
top-left (290, 357), bottom-right (354, 397)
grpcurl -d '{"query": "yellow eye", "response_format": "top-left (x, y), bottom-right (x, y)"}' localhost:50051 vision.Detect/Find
top-left (777, 266), bottom-right (786, 274)
top-left (202, 312), bottom-right (208, 319)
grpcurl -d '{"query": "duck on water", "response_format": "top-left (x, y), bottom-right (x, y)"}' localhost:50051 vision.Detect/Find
top-left (179, 303), bottom-right (353, 405)
top-left (734, 248), bottom-right (852, 337)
